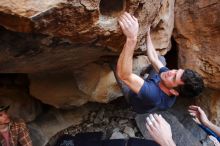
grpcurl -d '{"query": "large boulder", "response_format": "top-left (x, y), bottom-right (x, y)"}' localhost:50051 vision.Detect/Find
top-left (28, 63), bottom-right (122, 108)
top-left (0, 0), bottom-right (174, 73)
top-left (29, 56), bottom-right (150, 108)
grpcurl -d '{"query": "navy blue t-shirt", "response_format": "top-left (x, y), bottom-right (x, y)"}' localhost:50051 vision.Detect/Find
top-left (128, 67), bottom-right (176, 114)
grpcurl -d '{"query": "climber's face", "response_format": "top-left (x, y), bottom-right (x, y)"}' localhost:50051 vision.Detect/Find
top-left (160, 69), bottom-right (184, 89)
top-left (0, 111), bottom-right (10, 125)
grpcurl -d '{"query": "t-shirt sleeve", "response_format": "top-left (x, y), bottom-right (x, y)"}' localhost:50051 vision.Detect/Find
top-left (136, 81), bottom-right (161, 106)
top-left (159, 67), bottom-right (169, 74)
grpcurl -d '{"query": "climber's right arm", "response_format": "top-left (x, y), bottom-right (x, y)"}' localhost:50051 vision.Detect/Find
top-left (146, 28), bottom-right (164, 73)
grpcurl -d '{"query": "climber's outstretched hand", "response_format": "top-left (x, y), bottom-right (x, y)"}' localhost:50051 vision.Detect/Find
top-left (118, 12), bottom-right (139, 40)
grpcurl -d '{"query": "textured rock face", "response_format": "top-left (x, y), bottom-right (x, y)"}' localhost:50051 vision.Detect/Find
top-left (0, 0), bottom-right (161, 49)
top-left (0, 28), bottom-right (107, 73)
top-left (0, 0), bottom-right (174, 72)
top-left (196, 89), bottom-right (220, 126)
top-left (174, 0), bottom-right (220, 125)
top-left (174, 0), bottom-right (220, 89)
top-left (0, 0), bottom-right (175, 107)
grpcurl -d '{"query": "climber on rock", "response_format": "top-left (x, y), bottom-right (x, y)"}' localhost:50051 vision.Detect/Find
top-left (114, 12), bottom-right (204, 114)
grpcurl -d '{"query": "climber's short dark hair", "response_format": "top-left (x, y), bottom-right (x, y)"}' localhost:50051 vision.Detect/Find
top-left (178, 69), bottom-right (204, 98)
